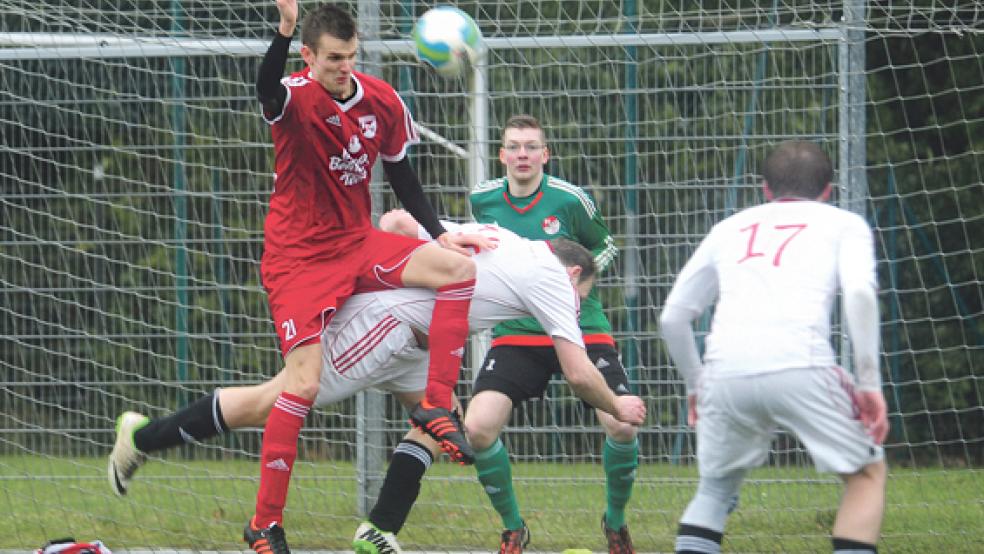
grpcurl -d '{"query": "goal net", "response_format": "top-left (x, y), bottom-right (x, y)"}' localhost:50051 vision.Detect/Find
top-left (1, 0), bottom-right (980, 551)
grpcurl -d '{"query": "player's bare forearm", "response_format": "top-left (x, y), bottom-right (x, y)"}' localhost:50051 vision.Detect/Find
top-left (555, 337), bottom-right (622, 417)
top-left (568, 374), bottom-right (617, 415)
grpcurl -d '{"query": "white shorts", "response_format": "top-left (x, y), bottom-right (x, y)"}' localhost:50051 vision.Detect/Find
top-left (314, 294), bottom-right (428, 407)
top-left (696, 366), bottom-right (884, 477)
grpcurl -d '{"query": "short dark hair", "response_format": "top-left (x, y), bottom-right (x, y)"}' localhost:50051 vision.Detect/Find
top-left (762, 140), bottom-right (833, 199)
top-left (550, 238), bottom-right (596, 283)
top-left (301, 3), bottom-right (357, 49)
top-left (502, 114), bottom-right (545, 142)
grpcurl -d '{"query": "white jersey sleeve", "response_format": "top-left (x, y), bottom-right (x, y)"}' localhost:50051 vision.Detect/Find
top-left (661, 235), bottom-right (720, 392)
top-left (838, 213), bottom-right (881, 390)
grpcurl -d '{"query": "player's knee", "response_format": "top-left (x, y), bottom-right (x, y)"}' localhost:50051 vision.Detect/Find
top-left (868, 459), bottom-right (887, 478)
top-left (602, 418), bottom-right (638, 442)
top-left (282, 368), bottom-right (320, 400)
top-left (289, 380), bottom-right (320, 401)
top-left (464, 420), bottom-right (499, 451)
top-left (283, 347), bottom-right (323, 400)
top-left (444, 253), bottom-right (476, 282)
top-left (857, 459), bottom-right (887, 486)
top-left (379, 209), bottom-right (411, 235)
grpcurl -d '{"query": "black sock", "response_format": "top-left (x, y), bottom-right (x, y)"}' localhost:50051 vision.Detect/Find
top-left (368, 439), bottom-right (433, 534)
top-left (675, 523), bottom-right (723, 554)
top-left (832, 537), bottom-right (877, 553)
top-left (133, 390), bottom-right (228, 453)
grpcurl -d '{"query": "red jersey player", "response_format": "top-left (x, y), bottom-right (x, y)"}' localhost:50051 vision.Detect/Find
top-left (244, 2), bottom-right (490, 551)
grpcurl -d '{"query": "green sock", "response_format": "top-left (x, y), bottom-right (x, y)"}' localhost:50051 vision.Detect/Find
top-left (474, 439), bottom-right (523, 530)
top-left (603, 436), bottom-right (639, 530)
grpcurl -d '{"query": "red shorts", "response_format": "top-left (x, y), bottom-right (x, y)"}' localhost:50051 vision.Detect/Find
top-left (261, 228), bottom-right (427, 357)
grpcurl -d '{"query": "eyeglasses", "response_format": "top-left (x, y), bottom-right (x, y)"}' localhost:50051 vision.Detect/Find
top-left (502, 143), bottom-right (545, 153)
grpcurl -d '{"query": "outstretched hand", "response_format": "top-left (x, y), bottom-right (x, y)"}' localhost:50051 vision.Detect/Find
top-left (614, 395), bottom-right (647, 425)
top-left (436, 232), bottom-right (498, 256)
top-left (275, 0), bottom-right (298, 35)
top-left (855, 390), bottom-right (889, 445)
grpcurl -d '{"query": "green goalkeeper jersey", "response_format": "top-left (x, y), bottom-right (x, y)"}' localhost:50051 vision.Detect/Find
top-left (470, 174), bottom-right (618, 343)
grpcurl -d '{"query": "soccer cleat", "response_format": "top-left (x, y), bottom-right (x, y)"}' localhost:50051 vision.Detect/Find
top-left (408, 401), bottom-right (475, 465)
top-left (602, 514), bottom-right (636, 554)
top-left (108, 411), bottom-right (150, 496)
top-left (499, 521), bottom-right (530, 554)
top-left (244, 519), bottom-right (290, 554)
top-left (352, 521), bottom-right (403, 554)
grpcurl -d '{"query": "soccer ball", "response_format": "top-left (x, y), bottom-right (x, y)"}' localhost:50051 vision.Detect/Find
top-left (412, 6), bottom-right (482, 78)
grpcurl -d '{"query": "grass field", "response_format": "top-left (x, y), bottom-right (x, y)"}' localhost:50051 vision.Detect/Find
top-left (4, 456), bottom-right (982, 552)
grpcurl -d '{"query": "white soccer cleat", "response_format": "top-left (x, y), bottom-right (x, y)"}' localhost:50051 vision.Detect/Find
top-left (108, 411), bottom-right (149, 496)
top-left (353, 521), bottom-right (404, 554)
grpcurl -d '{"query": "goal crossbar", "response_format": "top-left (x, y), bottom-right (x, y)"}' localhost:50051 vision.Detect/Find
top-left (0, 28), bottom-right (843, 60)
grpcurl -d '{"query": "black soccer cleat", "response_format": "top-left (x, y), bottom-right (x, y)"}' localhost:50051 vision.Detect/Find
top-left (409, 400), bottom-right (475, 465)
top-left (244, 518), bottom-right (291, 554)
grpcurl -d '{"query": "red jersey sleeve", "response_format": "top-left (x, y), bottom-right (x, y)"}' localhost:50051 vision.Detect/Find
top-left (378, 86), bottom-right (419, 162)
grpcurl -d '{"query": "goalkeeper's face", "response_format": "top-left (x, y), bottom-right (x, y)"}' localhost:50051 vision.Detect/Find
top-left (500, 127), bottom-right (549, 187)
top-left (302, 34), bottom-right (359, 99)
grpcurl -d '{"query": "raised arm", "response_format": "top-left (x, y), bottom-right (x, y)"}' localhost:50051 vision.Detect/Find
top-left (256, 0), bottom-right (296, 119)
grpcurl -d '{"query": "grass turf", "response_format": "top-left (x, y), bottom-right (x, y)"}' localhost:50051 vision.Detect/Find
top-left (3, 456), bottom-right (982, 552)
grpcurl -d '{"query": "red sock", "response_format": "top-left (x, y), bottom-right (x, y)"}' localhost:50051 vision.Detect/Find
top-left (424, 279), bottom-right (475, 409)
top-left (253, 392), bottom-right (312, 527)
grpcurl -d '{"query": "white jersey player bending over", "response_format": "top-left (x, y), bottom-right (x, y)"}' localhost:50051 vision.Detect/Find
top-left (109, 220), bottom-right (646, 551)
top-left (660, 140), bottom-right (888, 554)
